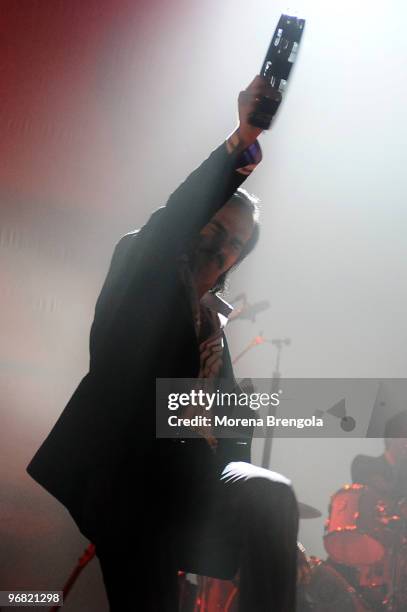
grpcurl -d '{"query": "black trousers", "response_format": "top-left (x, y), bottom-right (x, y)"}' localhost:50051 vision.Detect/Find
top-left (96, 440), bottom-right (299, 612)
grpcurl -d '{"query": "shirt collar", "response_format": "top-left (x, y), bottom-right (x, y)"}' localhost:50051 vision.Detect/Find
top-left (201, 292), bottom-right (233, 328)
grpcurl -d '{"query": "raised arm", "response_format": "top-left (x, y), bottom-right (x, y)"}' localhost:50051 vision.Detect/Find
top-left (138, 75), bottom-right (278, 259)
top-left (89, 77), bottom-right (277, 367)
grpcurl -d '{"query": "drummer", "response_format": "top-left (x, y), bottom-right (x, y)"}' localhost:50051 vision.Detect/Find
top-left (352, 410), bottom-right (407, 501)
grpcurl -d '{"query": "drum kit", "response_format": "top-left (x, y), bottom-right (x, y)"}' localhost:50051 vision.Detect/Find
top-left (313, 484), bottom-right (407, 611)
top-left (296, 486), bottom-right (407, 611)
top-left (179, 486), bottom-right (407, 611)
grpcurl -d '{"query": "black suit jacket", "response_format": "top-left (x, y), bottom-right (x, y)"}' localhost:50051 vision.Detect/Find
top-left (27, 142), bottom-right (253, 542)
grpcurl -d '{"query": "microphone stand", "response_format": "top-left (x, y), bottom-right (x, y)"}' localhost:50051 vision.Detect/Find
top-left (261, 338), bottom-right (290, 469)
top-left (382, 503), bottom-right (406, 610)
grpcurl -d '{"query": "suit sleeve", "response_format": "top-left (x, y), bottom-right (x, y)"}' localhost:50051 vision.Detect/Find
top-left (135, 140), bottom-right (261, 265)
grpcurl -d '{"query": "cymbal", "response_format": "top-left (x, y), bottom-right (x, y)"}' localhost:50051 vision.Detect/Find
top-left (298, 501), bottom-right (322, 519)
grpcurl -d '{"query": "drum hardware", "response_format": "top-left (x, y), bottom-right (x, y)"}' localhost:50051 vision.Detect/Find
top-left (298, 501), bottom-right (322, 520)
top-left (297, 542), bottom-right (314, 586)
top-left (321, 482), bottom-right (407, 611)
top-left (181, 486), bottom-right (407, 610)
top-left (396, 497), bottom-right (407, 520)
top-left (381, 509), bottom-right (407, 611)
top-left (297, 558), bottom-right (371, 611)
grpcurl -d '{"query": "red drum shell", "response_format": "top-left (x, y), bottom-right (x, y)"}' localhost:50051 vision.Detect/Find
top-left (324, 484), bottom-right (392, 566)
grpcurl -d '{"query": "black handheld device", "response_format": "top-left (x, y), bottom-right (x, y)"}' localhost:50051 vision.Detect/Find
top-left (249, 14), bottom-right (305, 129)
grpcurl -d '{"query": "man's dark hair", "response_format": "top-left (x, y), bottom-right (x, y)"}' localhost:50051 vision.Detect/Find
top-left (384, 410), bottom-right (407, 448)
top-left (211, 188), bottom-right (260, 294)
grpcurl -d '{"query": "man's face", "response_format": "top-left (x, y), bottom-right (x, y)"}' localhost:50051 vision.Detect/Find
top-left (192, 203), bottom-right (255, 296)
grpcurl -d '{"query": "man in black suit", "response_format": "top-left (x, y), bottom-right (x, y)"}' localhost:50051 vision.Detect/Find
top-left (27, 76), bottom-right (299, 611)
top-left (352, 410), bottom-right (407, 501)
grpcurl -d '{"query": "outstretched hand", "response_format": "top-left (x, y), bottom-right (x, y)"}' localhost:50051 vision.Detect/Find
top-left (236, 75), bottom-right (281, 146)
